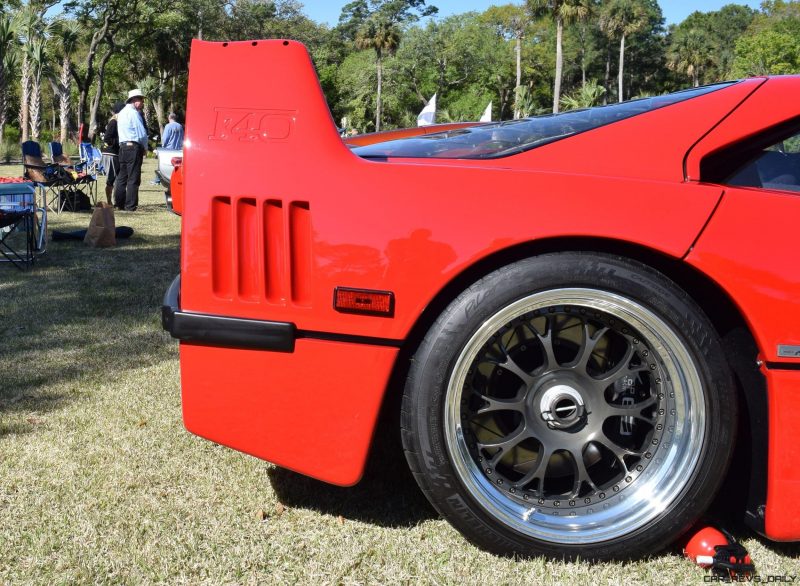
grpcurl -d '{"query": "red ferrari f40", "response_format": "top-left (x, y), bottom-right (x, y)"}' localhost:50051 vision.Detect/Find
top-left (163, 39), bottom-right (800, 559)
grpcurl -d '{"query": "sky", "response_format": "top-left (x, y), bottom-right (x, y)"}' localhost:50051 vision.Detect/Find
top-left (301, 0), bottom-right (764, 27)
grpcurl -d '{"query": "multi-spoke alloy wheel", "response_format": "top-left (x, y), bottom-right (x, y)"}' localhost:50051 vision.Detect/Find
top-left (402, 254), bottom-right (736, 559)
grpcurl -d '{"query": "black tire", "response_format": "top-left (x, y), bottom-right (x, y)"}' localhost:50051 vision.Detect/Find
top-left (401, 253), bottom-right (736, 559)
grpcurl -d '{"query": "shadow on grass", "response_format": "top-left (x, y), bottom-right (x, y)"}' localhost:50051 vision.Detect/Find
top-left (268, 433), bottom-right (438, 529)
top-left (751, 534), bottom-right (800, 559)
top-left (0, 229), bottom-right (181, 421)
top-left (0, 390), bottom-right (72, 438)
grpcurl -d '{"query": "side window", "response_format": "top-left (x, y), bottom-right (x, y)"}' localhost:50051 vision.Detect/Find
top-left (701, 120), bottom-right (800, 193)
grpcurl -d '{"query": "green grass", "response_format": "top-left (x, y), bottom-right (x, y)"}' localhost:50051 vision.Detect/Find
top-left (1, 160), bottom-right (799, 584)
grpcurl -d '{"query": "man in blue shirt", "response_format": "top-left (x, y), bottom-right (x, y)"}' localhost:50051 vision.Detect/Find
top-left (113, 88), bottom-right (149, 211)
top-left (161, 113), bottom-right (184, 150)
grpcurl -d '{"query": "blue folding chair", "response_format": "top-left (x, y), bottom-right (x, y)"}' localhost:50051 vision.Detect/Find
top-left (0, 182), bottom-right (46, 269)
top-left (22, 141), bottom-right (69, 213)
top-left (79, 142), bottom-right (105, 176)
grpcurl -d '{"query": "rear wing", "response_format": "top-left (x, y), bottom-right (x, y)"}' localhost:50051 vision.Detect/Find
top-left (183, 39), bottom-right (354, 203)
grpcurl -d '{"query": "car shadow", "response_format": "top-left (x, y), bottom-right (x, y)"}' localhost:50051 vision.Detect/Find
top-left (267, 433), bottom-right (438, 529)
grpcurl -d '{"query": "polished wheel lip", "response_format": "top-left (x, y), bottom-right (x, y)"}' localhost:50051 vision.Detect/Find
top-left (444, 288), bottom-right (705, 545)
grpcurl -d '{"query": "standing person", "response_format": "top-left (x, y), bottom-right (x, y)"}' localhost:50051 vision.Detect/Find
top-left (161, 112), bottom-right (184, 150)
top-left (114, 88), bottom-right (148, 211)
top-left (101, 102), bottom-right (124, 204)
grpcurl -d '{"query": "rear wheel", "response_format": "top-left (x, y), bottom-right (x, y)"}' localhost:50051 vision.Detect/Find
top-left (401, 253), bottom-right (736, 559)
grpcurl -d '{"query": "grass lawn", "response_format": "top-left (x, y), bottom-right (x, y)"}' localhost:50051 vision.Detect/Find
top-left (1, 159), bottom-right (799, 584)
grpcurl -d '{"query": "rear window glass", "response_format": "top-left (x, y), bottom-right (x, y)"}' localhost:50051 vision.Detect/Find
top-left (703, 119), bottom-right (800, 193)
top-left (355, 82), bottom-right (736, 160)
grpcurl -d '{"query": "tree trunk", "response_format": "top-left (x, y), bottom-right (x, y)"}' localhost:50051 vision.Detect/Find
top-left (580, 24), bottom-right (587, 88)
top-left (553, 16), bottom-right (563, 113)
top-left (88, 45), bottom-right (114, 140)
top-left (604, 47), bottom-right (611, 105)
top-left (497, 76), bottom-right (508, 121)
top-left (153, 77), bottom-right (166, 137)
top-left (618, 34), bottom-right (626, 103)
top-left (693, 69), bottom-right (699, 87)
top-left (60, 55), bottom-right (70, 145)
top-left (375, 55), bottom-right (382, 133)
top-left (20, 53), bottom-right (30, 142)
top-left (0, 64), bottom-right (6, 140)
top-left (73, 11), bottom-right (113, 131)
top-left (30, 71), bottom-right (41, 141)
top-left (514, 35), bottom-right (521, 119)
top-left (171, 64), bottom-right (177, 113)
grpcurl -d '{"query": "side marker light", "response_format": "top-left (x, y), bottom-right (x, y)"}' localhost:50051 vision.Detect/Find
top-left (334, 287), bottom-right (394, 317)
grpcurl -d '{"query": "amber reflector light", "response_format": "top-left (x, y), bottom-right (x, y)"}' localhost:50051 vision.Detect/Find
top-left (334, 287), bottom-right (395, 317)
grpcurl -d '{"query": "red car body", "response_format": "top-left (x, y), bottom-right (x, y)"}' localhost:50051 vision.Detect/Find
top-left (163, 39), bottom-right (800, 554)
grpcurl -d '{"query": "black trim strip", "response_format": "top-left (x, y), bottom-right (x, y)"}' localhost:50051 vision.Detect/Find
top-left (162, 274), bottom-right (403, 352)
top-left (298, 329), bottom-right (402, 348)
top-left (162, 274), bottom-right (294, 352)
top-left (168, 311), bottom-right (296, 352)
top-left (765, 361), bottom-right (800, 371)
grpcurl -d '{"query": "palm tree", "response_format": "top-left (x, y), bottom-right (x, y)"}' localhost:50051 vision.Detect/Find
top-left (355, 16), bottom-right (400, 132)
top-left (52, 19), bottom-right (80, 145)
top-left (138, 76), bottom-right (164, 136)
top-left (668, 27), bottom-right (712, 87)
top-left (484, 5), bottom-right (530, 119)
top-left (27, 37), bottom-right (48, 141)
top-left (560, 79), bottom-right (606, 110)
top-left (529, 0), bottom-right (592, 113)
top-left (16, 5), bottom-right (46, 143)
top-left (599, 0), bottom-right (649, 102)
top-left (0, 14), bottom-right (16, 140)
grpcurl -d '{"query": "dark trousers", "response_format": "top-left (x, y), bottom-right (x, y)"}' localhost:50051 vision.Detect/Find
top-left (114, 143), bottom-right (144, 211)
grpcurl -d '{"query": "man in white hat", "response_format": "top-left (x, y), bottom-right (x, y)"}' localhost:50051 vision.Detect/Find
top-left (113, 88), bottom-right (148, 211)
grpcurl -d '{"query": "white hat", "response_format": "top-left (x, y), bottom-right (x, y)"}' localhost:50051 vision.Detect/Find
top-left (127, 88), bottom-right (145, 102)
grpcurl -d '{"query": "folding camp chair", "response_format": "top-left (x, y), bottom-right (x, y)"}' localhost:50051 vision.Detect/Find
top-left (0, 182), bottom-right (46, 270)
top-left (49, 141), bottom-right (73, 168)
top-left (22, 141), bottom-right (71, 214)
top-left (79, 142), bottom-right (105, 175)
top-left (49, 141), bottom-right (95, 210)
top-left (77, 142), bottom-right (106, 204)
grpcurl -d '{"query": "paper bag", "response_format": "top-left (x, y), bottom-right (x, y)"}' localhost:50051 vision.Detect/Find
top-left (84, 203), bottom-right (116, 247)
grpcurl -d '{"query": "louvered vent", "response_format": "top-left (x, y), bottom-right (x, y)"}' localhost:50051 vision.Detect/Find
top-left (210, 197), bottom-right (312, 305)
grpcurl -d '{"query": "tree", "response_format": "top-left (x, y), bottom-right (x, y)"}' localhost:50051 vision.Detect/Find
top-left (704, 4), bottom-right (755, 79)
top-left (668, 20), bottom-right (713, 86)
top-left (560, 78), bottom-right (605, 109)
top-left (27, 35), bottom-right (47, 140)
top-left (16, 4), bottom-right (44, 142)
top-left (0, 13), bottom-right (16, 140)
top-left (341, 0), bottom-right (437, 132)
top-left (65, 0), bottom-right (141, 138)
top-left (355, 17), bottom-right (400, 132)
top-left (483, 5), bottom-right (531, 118)
top-left (529, 0), bottom-right (592, 113)
top-left (732, 1), bottom-right (800, 77)
top-left (599, 0), bottom-right (649, 102)
top-left (52, 19), bottom-right (79, 144)
top-left (732, 28), bottom-right (800, 76)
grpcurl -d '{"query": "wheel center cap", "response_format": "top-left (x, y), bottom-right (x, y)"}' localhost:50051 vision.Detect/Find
top-left (539, 384), bottom-right (586, 429)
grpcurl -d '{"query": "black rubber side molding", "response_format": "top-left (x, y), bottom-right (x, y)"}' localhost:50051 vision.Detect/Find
top-left (162, 274), bottom-right (296, 352)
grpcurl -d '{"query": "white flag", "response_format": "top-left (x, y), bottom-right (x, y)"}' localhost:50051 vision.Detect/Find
top-left (479, 102), bottom-right (492, 122)
top-left (417, 93), bottom-right (437, 126)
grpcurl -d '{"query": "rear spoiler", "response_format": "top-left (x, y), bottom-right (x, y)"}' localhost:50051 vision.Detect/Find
top-left (183, 40), bottom-right (355, 202)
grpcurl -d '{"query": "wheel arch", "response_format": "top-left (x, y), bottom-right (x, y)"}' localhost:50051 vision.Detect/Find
top-left (377, 235), bottom-right (767, 531)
